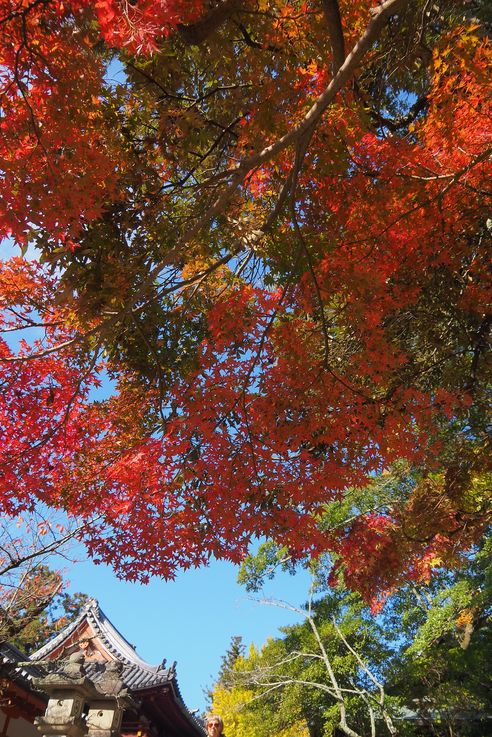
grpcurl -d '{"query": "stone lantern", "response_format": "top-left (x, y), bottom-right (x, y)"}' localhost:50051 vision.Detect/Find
top-left (33, 654), bottom-right (134, 737)
top-left (85, 661), bottom-right (134, 737)
top-left (32, 653), bottom-right (96, 737)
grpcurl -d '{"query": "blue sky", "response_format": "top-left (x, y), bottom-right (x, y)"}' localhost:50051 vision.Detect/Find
top-left (65, 555), bottom-right (311, 714)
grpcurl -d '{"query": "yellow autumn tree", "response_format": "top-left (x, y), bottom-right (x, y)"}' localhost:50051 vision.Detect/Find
top-left (211, 680), bottom-right (309, 737)
top-left (210, 643), bottom-right (311, 737)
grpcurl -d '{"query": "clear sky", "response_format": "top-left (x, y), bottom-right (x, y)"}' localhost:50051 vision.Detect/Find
top-left (65, 554), bottom-right (311, 715)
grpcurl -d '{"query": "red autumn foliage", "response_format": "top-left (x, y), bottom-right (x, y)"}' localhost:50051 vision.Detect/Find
top-left (0, 0), bottom-right (490, 601)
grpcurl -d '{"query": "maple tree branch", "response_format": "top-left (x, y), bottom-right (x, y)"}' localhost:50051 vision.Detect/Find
top-left (262, 169), bottom-right (296, 231)
top-left (363, 91), bottom-right (428, 133)
top-left (0, 518), bottom-right (99, 578)
top-left (386, 94), bottom-right (428, 131)
top-left (437, 146), bottom-right (492, 198)
top-left (242, 272), bottom-right (296, 390)
top-left (170, 115), bottom-right (242, 190)
top-left (321, 0), bottom-right (345, 73)
top-left (237, 22), bottom-right (265, 49)
top-left (0, 320), bottom-right (61, 333)
top-left (0, 313), bottom-right (117, 362)
top-left (291, 214), bottom-right (375, 402)
top-left (0, 0), bottom-right (47, 26)
top-left (129, 312), bottom-right (170, 424)
top-left (352, 145), bottom-right (492, 264)
top-left (1, 334), bottom-right (105, 471)
top-left (292, 214), bottom-right (331, 361)
top-left (243, 0), bottom-right (409, 170)
top-left (141, 0), bottom-right (408, 290)
top-left (0, 336), bottom-right (79, 362)
top-left (235, 22), bottom-right (282, 53)
top-left (12, 15), bottom-right (60, 186)
top-left (191, 82), bottom-right (255, 106)
top-left (197, 274), bottom-right (296, 437)
top-left (131, 251), bottom-right (237, 317)
top-left (177, 0), bottom-right (241, 45)
top-left (125, 61), bottom-right (194, 101)
top-left (241, 394), bottom-right (262, 490)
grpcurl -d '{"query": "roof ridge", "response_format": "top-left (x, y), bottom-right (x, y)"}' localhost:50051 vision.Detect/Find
top-left (30, 598), bottom-right (163, 674)
top-left (84, 601), bottom-right (161, 671)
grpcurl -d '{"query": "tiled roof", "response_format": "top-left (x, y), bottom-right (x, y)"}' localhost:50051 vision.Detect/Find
top-left (30, 598), bottom-right (174, 690)
top-left (0, 640), bottom-right (46, 694)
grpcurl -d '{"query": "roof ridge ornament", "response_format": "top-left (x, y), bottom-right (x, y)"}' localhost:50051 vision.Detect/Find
top-left (85, 597), bottom-right (101, 616)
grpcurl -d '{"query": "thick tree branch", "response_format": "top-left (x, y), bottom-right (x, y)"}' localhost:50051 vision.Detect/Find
top-left (244, 0), bottom-right (408, 170)
top-left (321, 0), bottom-right (345, 72)
top-left (177, 0), bottom-right (241, 45)
top-left (235, 22), bottom-right (282, 52)
top-left (365, 93), bottom-right (428, 133)
top-left (143, 0), bottom-right (409, 279)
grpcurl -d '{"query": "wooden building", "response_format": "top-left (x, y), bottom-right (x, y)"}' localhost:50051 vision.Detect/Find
top-left (0, 599), bottom-right (204, 737)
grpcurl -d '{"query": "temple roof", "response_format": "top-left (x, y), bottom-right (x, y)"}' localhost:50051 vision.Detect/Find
top-left (0, 640), bottom-right (47, 721)
top-left (29, 598), bottom-right (204, 735)
top-left (1, 640), bottom-right (46, 687)
top-left (30, 598), bottom-right (173, 691)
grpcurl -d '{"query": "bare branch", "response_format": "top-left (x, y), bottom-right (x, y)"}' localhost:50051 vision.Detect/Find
top-left (332, 619), bottom-right (397, 735)
top-left (0, 516), bottom-right (101, 578)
